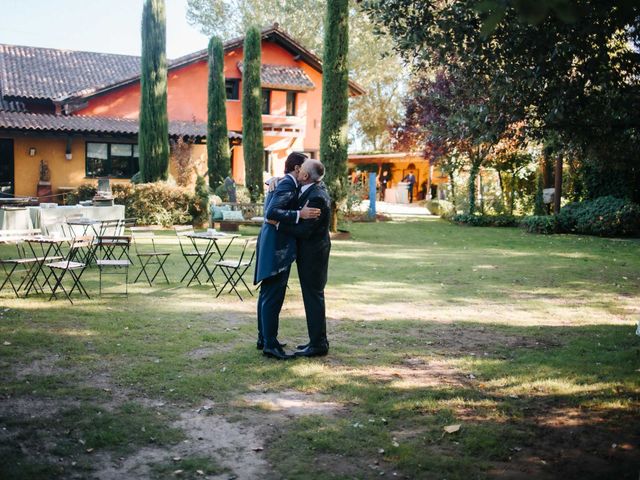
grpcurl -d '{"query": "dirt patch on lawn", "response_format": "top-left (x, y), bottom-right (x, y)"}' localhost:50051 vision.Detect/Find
top-left (242, 390), bottom-right (344, 416)
top-left (346, 358), bottom-right (468, 389)
top-left (94, 410), bottom-right (271, 480)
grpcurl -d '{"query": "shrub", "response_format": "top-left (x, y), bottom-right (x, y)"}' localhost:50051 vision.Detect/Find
top-left (520, 215), bottom-right (558, 234)
top-left (557, 196), bottom-right (640, 237)
top-left (190, 175), bottom-right (210, 226)
top-left (126, 182), bottom-right (194, 227)
top-left (451, 214), bottom-right (519, 227)
top-left (424, 199), bottom-right (455, 217)
top-left (66, 184), bottom-right (97, 204)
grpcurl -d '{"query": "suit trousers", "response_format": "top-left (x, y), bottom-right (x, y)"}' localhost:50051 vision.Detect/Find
top-left (258, 266), bottom-right (291, 349)
top-left (297, 244), bottom-right (330, 348)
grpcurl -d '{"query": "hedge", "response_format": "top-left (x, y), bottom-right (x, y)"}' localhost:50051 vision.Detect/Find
top-left (67, 182), bottom-right (202, 227)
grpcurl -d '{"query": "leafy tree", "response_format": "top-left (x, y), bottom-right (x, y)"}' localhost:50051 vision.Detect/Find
top-left (361, 0), bottom-right (640, 201)
top-left (207, 36), bottom-right (231, 190)
top-left (139, 0), bottom-right (170, 182)
top-left (395, 70), bottom-right (509, 214)
top-left (186, 0), bottom-right (405, 151)
top-left (321, 0), bottom-right (350, 231)
top-left (242, 26), bottom-right (264, 202)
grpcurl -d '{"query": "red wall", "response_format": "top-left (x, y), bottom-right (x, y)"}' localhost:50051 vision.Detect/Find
top-left (76, 41), bottom-right (322, 151)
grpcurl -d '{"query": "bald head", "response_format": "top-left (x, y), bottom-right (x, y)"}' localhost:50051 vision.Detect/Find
top-left (300, 159), bottom-right (325, 184)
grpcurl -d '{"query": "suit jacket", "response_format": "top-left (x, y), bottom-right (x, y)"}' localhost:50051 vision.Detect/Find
top-left (253, 175), bottom-right (299, 284)
top-left (278, 182), bottom-right (331, 268)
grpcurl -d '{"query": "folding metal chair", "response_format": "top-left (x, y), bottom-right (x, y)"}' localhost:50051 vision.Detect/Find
top-left (0, 229), bottom-right (46, 297)
top-left (214, 238), bottom-right (257, 300)
top-left (130, 227), bottom-right (171, 286)
top-left (45, 236), bottom-right (94, 304)
top-left (95, 236), bottom-right (131, 296)
top-left (172, 225), bottom-right (209, 286)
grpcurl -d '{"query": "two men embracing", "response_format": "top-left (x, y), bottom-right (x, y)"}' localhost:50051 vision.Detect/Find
top-left (253, 152), bottom-right (331, 360)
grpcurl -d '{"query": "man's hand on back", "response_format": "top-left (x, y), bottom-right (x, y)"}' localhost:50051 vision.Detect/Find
top-left (300, 200), bottom-right (321, 220)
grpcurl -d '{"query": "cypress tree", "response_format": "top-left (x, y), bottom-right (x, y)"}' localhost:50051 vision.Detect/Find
top-left (320, 0), bottom-right (350, 232)
top-left (207, 36), bottom-right (230, 190)
top-left (242, 26), bottom-right (264, 202)
top-left (139, 0), bottom-right (169, 182)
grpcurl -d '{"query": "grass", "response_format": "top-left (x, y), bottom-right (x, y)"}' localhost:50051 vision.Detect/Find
top-left (0, 218), bottom-right (639, 479)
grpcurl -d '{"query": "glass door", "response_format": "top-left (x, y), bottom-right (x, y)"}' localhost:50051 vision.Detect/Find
top-left (0, 139), bottom-right (14, 197)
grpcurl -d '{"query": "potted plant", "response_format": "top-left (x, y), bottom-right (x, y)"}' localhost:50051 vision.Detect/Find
top-left (36, 159), bottom-right (53, 203)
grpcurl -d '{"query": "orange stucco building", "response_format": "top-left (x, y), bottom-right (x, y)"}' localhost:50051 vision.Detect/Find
top-left (0, 25), bottom-right (364, 197)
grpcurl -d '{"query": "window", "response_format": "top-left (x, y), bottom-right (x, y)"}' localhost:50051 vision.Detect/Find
top-left (261, 89), bottom-right (271, 114)
top-left (86, 142), bottom-right (139, 178)
top-left (225, 79), bottom-right (239, 100)
top-left (286, 91), bottom-right (297, 116)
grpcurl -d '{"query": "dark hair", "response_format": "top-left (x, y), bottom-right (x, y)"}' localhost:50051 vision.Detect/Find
top-left (284, 152), bottom-right (308, 173)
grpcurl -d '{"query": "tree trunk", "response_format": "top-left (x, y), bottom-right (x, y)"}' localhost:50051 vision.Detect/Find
top-left (554, 155), bottom-right (563, 214)
top-left (330, 202), bottom-right (339, 232)
top-left (468, 162), bottom-right (480, 215)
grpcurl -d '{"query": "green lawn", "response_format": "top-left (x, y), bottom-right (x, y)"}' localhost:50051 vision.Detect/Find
top-left (1, 218), bottom-right (639, 479)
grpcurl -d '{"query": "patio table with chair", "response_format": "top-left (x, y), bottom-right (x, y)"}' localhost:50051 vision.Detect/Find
top-left (183, 230), bottom-right (240, 289)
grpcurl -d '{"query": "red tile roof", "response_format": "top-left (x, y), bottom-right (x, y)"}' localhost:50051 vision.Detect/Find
top-left (0, 44), bottom-right (141, 101)
top-left (0, 110), bottom-right (241, 140)
top-left (237, 63), bottom-right (315, 91)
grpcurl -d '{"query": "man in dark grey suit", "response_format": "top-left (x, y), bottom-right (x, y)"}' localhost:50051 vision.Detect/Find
top-left (254, 153), bottom-right (320, 360)
top-left (269, 159), bottom-right (332, 357)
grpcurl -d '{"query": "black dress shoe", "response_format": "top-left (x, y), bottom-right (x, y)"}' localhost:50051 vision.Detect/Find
top-left (296, 340), bottom-right (329, 350)
top-left (294, 345), bottom-right (329, 358)
top-left (263, 346), bottom-right (295, 360)
top-left (257, 340), bottom-right (287, 350)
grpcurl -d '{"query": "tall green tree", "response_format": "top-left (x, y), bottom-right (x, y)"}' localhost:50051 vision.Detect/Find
top-left (361, 0), bottom-right (640, 201)
top-left (241, 26), bottom-right (264, 202)
top-left (186, 0), bottom-right (405, 151)
top-left (321, 0), bottom-right (349, 231)
top-left (139, 0), bottom-right (170, 182)
top-left (207, 36), bottom-right (231, 189)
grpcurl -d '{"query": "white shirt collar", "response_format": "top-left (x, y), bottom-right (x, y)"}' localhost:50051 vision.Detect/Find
top-left (286, 172), bottom-right (298, 187)
top-left (300, 183), bottom-right (313, 195)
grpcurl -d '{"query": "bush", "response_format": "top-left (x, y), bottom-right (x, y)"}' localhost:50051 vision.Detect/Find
top-left (65, 184), bottom-right (97, 204)
top-left (557, 196), bottom-right (640, 237)
top-left (520, 215), bottom-right (558, 234)
top-left (190, 175), bottom-right (210, 226)
top-left (451, 214), bottom-right (519, 227)
top-left (126, 183), bottom-right (194, 226)
top-left (424, 199), bottom-right (455, 217)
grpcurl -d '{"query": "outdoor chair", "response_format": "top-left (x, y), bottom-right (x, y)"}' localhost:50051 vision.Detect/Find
top-left (123, 218), bottom-right (137, 234)
top-left (130, 227), bottom-right (171, 286)
top-left (95, 220), bottom-right (131, 262)
top-left (98, 219), bottom-right (123, 237)
top-left (45, 236), bottom-right (94, 304)
top-left (214, 237), bottom-right (257, 301)
top-left (0, 229), bottom-right (48, 297)
top-left (173, 225), bottom-right (209, 286)
top-left (95, 236), bottom-right (131, 296)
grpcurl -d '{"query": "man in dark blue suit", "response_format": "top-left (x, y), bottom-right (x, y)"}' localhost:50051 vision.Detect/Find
top-left (254, 152), bottom-right (320, 360)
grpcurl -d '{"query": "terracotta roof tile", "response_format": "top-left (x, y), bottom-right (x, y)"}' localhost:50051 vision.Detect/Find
top-left (237, 63), bottom-right (315, 91)
top-left (0, 44), bottom-right (140, 101)
top-left (0, 110), bottom-right (241, 139)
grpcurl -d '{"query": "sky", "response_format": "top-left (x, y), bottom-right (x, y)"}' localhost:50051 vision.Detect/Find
top-left (0, 0), bottom-right (210, 58)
